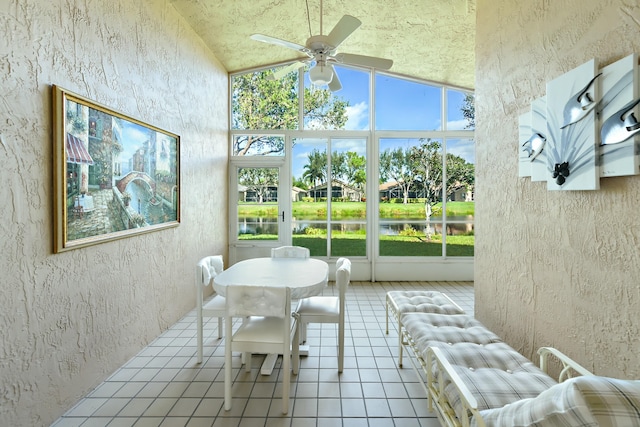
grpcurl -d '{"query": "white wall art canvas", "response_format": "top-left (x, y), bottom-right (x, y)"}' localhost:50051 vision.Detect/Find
top-left (530, 96), bottom-right (549, 182)
top-left (598, 53), bottom-right (640, 177)
top-left (546, 59), bottom-right (600, 190)
top-left (518, 111), bottom-right (532, 177)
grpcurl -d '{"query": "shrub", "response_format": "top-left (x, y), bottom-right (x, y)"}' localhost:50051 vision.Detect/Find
top-left (305, 227), bottom-right (325, 236)
top-left (399, 226), bottom-right (421, 237)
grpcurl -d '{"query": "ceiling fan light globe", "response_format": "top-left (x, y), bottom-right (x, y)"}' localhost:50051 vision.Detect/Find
top-left (309, 64), bottom-right (333, 86)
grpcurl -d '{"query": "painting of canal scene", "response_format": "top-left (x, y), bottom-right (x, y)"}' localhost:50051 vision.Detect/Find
top-left (53, 86), bottom-right (180, 253)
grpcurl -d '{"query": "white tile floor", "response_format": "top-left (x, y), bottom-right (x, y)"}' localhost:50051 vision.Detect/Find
top-left (53, 281), bottom-right (474, 427)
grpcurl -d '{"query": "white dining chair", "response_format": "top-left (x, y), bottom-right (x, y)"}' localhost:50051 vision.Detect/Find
top-left (224, 285), bottom-right (299, 414)
top-left (195, 255), bottom-right (226, 364)
top-left (271, 245), bottom-right (310, 258)
top-left (294, 257), bottom-right (351, 372)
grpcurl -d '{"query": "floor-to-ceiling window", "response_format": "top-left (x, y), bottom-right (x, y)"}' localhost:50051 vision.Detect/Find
top-left (229, 64), bottom-right (474, 280)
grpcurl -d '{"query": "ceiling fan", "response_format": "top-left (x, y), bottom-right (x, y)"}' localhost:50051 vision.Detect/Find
top-left (250, 0), bottom-right (393, 92)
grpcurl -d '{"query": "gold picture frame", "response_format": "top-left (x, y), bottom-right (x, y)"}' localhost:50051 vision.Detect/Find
top-left (53, 85), bottom-right (180, 253)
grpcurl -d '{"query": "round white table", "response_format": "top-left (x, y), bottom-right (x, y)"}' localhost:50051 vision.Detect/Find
top-left (213, 257), bottom-right (329, 299)
top-left (213, 256), bottom-right (329, 374)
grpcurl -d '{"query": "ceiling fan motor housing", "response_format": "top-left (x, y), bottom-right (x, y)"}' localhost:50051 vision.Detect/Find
top-left (306, 35), bottom-right (336, 55)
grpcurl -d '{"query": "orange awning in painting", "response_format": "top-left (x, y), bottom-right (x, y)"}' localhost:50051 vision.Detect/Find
top-left (66, 133), bottom-right (94, 165)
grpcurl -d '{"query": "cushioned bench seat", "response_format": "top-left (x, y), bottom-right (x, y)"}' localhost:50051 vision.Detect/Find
top-left (401, 313), bottom-right (503, 355)
top-left (386, 291), bottom-right (465, 366)
top-left (472, 375), bottom-right (640, 427)
top-left (434, 343), bottom-right (560, 422)
top-left (400, 312), bottom-right (599, 427)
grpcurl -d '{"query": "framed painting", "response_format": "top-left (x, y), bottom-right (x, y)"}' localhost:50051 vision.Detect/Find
top-left (53, 85), bottom-right (180, 253)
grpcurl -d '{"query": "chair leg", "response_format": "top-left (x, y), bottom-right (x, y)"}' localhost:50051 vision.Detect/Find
top-left (197, 307), bottom-right (203, 364)
top-left (292, 322), bottom-right (300, 375)
top-left (338, 321), bottom-right (344, 373)
top-left (398, 320), bottom-right (404, 367)
top-left (385, 298), bottom-right (389, 334)
top-left (282, 350), bottom-right (290, 414)
top-left (244, 352), bottom-right (251, 372)
top-left (217, 316), bottom-right (223, 339)
top-left (224, 322), bottom-right (232, 411)
top-left (301, 322), bottom-right (307, 343)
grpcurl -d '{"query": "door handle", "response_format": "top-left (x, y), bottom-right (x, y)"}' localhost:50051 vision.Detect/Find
top-left (281, 211), bottom-right (285, 222)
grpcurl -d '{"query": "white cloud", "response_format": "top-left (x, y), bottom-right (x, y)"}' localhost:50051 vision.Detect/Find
top-left (345, 102), bottom-right (369, 130)
top-left (446, 119), bottom-right (471, 131)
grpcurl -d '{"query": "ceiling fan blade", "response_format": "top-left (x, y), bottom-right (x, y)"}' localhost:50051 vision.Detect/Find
top-left (269, 61), bottom-right (307, 80)
top-left (334, 52), bottom-right (393, 70)
top-left (250, 34), bottom-right (309, 53)
top-left (326, 15), bottom-right (361, 49)
top-left (328, 67), bottom-right (342, 92)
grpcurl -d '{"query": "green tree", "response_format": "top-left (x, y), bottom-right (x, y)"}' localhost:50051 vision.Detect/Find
top-left (331, 150), bottom-right (347, 183)
top-left (446, 153), bottom-right (475, 200)
top-left (380, 146), bottom-right (418, 204)
top-left (304, 89), bottom-right (349, 130)
top-left (461, 93), bottom-right (475, 129)
top-left (238, 168), bottom-right (278, 203)
top-left (409, 139), bottom-right (443, 210)
top-left (345, 151), bottom-right (366, 199)
top-left (292, 176), bottom-right (308, 190)
top-left (232, 69), bottom-right (349, 155)
top-left (302, 149), bottom-right (327, 200)
top-left (410, 139), bottom-right (475, 210)
top-left (381, 139), bottom-right (474, 209)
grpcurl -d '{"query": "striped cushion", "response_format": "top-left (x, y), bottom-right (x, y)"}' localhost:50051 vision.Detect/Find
top-left (575, 376), bottom-right (640, 426)
top-left (402, 313), bottom-right (503, 351)
top-left (438, 343), bottom-right (558, 419)
top-left (472, 376), bottom-right (597, 427)
top-left (388, 291), bottom-right (464, 315)
top-left (473, 376), bottom-right (640, 427)
top-left (401, 313), bottom-right (558, 421)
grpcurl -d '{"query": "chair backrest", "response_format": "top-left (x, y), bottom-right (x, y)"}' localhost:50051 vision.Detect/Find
top-left (225, 285), bottom-right (290, 319)
top-left (196, 255), bottom-right (224, 289)
top-left (271, 246), bottom-right (310, 258)
top-left (336, 258), bottom-right (351, 297)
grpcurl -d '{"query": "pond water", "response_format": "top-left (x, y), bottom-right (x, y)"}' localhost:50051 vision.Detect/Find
top-left (238, 215), bottom-right (473, 236)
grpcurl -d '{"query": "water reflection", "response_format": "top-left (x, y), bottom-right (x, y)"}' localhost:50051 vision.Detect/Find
top-left (237, 216), bottom-right (472, 237)
top-left (238, 216), bottom-right (279, 235)
top-left (380, 223), bottom-right (472, 235)
top-left (126, 181), bottom-right (175, 225)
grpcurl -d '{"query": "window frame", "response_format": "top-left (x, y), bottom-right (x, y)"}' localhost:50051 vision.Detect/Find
top-left (229, 63), bottom-right (475, 279)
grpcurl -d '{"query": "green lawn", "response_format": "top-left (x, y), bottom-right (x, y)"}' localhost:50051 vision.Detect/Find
top-left (240, 232), bottom-right (474, 257)
top-left (237, 200), bottom-right (474, 256)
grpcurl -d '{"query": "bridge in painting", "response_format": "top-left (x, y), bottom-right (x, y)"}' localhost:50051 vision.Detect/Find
top-left (115, 171), bottom-right (156, 194)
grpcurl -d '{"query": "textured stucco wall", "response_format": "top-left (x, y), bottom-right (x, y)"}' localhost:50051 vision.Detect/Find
top-left (0, 0), bottom-right (228, 425)
top-left (475, 0), bottom-right (640, 379)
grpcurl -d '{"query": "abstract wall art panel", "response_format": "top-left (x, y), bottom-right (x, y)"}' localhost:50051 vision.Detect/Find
top-left (518, 111), bottom-right (533, 177)
top-left (545, 59), bottom-right (600, 190)
top-left (598, 53), bottom-right (640, 177)
top-left (530, 96), bottom-right (549, 182)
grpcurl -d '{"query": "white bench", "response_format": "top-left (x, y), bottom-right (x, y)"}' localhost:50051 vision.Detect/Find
top-left (385, 290), bottom-right (465, 366)
top-left (400, 312), bottom-right (640, 427)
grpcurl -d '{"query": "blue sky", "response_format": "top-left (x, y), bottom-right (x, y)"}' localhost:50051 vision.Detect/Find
top-left (292, 66), bottom-right (474, 179)
top-left (305, 66), bottom-right (472, 131)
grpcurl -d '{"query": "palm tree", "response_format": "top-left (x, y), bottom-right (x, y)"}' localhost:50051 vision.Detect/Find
top-left (302, 149), bottom-right (327, 201)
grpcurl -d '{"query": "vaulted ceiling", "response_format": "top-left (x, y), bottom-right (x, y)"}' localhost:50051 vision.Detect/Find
top-left (170, 0), bottom-right (476, 89)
